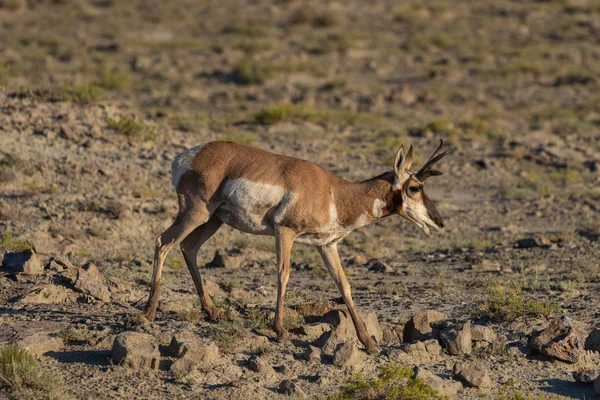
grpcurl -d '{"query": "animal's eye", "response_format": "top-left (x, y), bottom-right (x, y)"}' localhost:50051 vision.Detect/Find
top-left (409, 186), bottom-right (420, 193)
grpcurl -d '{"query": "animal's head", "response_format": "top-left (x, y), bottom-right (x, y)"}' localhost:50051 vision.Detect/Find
top-left (392, 140), bottom-right (453, 235)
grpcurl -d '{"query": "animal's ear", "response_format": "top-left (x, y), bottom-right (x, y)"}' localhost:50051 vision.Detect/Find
top-left (393, 144), bottom-right (412, 188)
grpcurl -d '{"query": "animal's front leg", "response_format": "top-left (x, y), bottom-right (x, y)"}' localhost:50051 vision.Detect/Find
top-left (273, 227), bottom-right (296, 342)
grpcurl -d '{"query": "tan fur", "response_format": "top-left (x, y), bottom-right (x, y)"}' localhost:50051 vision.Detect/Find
top-left (144, 140), bottom-right (451, 353)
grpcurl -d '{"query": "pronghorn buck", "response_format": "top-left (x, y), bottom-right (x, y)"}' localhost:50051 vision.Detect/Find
top-left (144, 140), bottom-right (453, 353)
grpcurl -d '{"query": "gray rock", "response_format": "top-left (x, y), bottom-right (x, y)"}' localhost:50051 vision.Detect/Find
top-left (471, 325), bottom-right (497, 343)
top-left (333, 342), bottom-right (363, 367)
top-left (440, 321), bottom-right (472, 355)
top-left (573, 369), bottom-right (599, 384)
top-left (20, 285), bottom-right (70, 304)
top-left (82, 262), bottom-right (103, 283)
top-left (453, 361), bottom-right (493, 388)
top-left (584, 328), bottom-right (600, 352)
top-left (47, 256), bottom-right (75, 272)
top-left (248, 355), bottom-right (275, 374)
top-left (171, 342), bottom-right (220, 377)
top-left (18, 333), bottom-right (64, 356)
top-left (72, 268), bottom-right (110, 302)
top-left (206, 249), bottom-right (243, 269)
top-left (112, 331), bottom-right (160, 371)
top-left (403, 310), bottom-right (447, 342)
top-left (304, 345), bottom-right (321, 363)
top-left (414, 367), bottom-right (462, 397)
top-left (530, 316), bottom-right (583, 363)
top-left (2, 249), bottom-right (43, 275)
top-left (381, 322), bottom-right (403, 345)
top-left (321, 309), bottom-right (382, 344)
top-left (302, 322), bottom-right (333, 342)
top-left (279, 380), bottom-right (306, 397)
top-left (167, 330), bottom-right (197, 357)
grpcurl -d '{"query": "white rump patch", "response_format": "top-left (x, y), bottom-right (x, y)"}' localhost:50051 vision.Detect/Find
top-left (171, 144), bottom-right (205, 188)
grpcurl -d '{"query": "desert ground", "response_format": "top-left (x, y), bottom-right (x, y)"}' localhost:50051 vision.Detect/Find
top-left (0, 0), bottom-right (599, 399)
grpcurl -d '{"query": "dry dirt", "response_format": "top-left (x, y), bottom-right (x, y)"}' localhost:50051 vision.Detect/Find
top-left (0, 0), bottom-right (599, 399)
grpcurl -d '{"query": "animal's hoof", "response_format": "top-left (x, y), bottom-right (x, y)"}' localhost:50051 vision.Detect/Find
top-left (207, 308), bottom-right (224, 321)
top-left (275, 328), bottom-right (291, 343)
top-left (366, 344), bottom-right (381, 355)
top-left (143, 310), bottom-right (156, 322)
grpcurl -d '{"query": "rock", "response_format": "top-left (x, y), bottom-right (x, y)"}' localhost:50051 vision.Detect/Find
top-left (585, 328), bottom-right (600, 352)
top-left (2, 249), bottom-right (43, 275)
top-left (414, 367), bottom-right (462, 397)
top-left (111, 331), bottom-right (160, 371)
top-left (82, 262), bottom-right (103, 283)
top-left (296, 300), bottom-right (333, 317)
top-left (403, 310), bottom-right (447, 342)
top-left (381, 322), bottom-right (403, 345)
top-left (206, 249), bottom-right (243, 269)
top-left (20, 285), bottom-right (70, 304)
top-left (18, 333), bottom-right (64, 356)
top-left (368, 261), bottom-right (392, 273)
top-left (440, 321), bottom-right (472, 356)
top-left (304, 345), bottom-right (321, 363)
top-left (350, 254), bottom-right (367, 264)
top-left (202, 278), bottom-right (224, 297)
top-left (333, 342), bottom-right (363, 367)
top-left (171, 341), bottom-right (220, 377)
top-left (279, 380), bottom-right (306, 397)
top-left (72, 268), bottom-right (111, 302)
top-left (47, 256), bottom-right (75, 272)
top-left (321, 309), bottom-right (382, 344)
top-left (530, 316), bottom-right (584, 363)
top-left (471, 325), bottom-right (497, 344)
top-left (515, 236), bottom-right (551, 249)
top-left (573, 369), bottom-right (599, 383)
top-left (247, 355), bottom-right (275, 374)
top-left (167, 330), bottom-right (197, 357)
top-left (393, 339), bottom-right (442, 361)
top-left (453, 361), bottom-right (493, 388)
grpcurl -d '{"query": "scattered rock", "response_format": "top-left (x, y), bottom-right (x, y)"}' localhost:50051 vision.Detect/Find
top-left (296, 300), bottom-right (333, 317)
top-left (584, 328), bottom-right (600, 352)
top-left (333, 342), bottom-right (363, 367)
top-left (302, 322), bottom-right (333, 342)
top-left (18, 333), bottom-right (64, 356)
top-left (278, 380), bottom-right (306, 397)
top-left (515, 236), bottom-right (551, 249)
top-left (403, 310), bottom-right (447, 342)
top-left (381, 322), bottom-right (403, 345)
top-left (414, 367), bottom-right (462, 397)
top-left (471, 325), bottom-right (497, 344)
top-left (368, 260), bottom-right (392, 273)
top-left (321, 309), bottom-right (382, 344)
top-left (47, 256), bottom-right (75, 272)
top-left (82, 261), bottom-right (103, 283)
top-left (440, 321), bottom-right (472, 356)
top-left (530, 316), bottom-right (584, 363)
top-left (453, 361), bottom-right (493, 388)
top-left (171, 341), bottom-right (220, 377)
top-left (248, 355), bottom-right (275, 374)
top-left (349, 254), bottom-right (367, 264)
top-left (112, 331), bottom-right (160, 371)
top-left (72, 267), bottom-right (111, 302)
top-left (2, 249), bottom-right (43, 275)
top-left (20, 285), bottom-right (70, 304)
top-left (573, 369), bottom-right (599, 384)
top-left (167, 330), bottom-right (197, 357)
top-left (206, 249), bottom-right (243, 269)
top-left (304, 345), bottom-right (321, 363)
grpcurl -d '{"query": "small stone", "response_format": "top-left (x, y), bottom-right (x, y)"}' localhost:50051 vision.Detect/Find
top-left (333, 342), bottom-right (363, 367)
top-left (248, 355), bottom-right (275, 374)
top-left (72, 268), bottom-right (110, 302)
top-left (47, 256), bottom-right (75, 272)
top-left (585, 328), bottom-right (600, 352)
top-left (530, 316), bottom-right (583, 363)
top-left (278, 380), bottom-right (305, 397)
top-left (2, 249), bottom-right (43, 275)
top-left (573, 369), bottom-right (599, 384)
top-left (403, 310), bottom-right (447, 342)
top-left (170, 341), bottom-right (220, 377)
top-left (414, 367), bottom-right (462, 397)
top-left (380, 322), bottom-right (402, 345)
top-left (321, 309), bottom-right (382, 344)
top-left (304, 345), bottom-right (321, 363)
top-left (440, 321), bottom-right (472, 356)
top-left (296, 300), bottom-right (333, 317)
top-left (368, 261), bottom-right (391, 273)
top-left (82, 262), bottom-right (103, 283)
top-left (471, 325), bottom-right (497, 343)
top-left (112, 331), bottom-right (160, 371)
top-left (20, 285), bottom-right (70, 304)
top-left (167, 330), bottom-right (197, 357)
top-left (471, 260), bottom-right (501, 272)
top-left (515, 236), bottom-right (551, 249)
top-left (206, 249), bottom-right (243, 269)
top-left (453, 361), bottom-right (493, 388)
top-left (350, 254), bottom-right (367, 264)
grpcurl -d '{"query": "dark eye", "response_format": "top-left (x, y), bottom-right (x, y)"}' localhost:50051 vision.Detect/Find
top-left (409, 186), bottom-right (420, 193)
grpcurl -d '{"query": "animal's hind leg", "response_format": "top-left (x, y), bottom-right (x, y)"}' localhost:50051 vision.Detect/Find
top-left (180, 216), bottom-right (223, 320)
top-left (144, 208), bottom-right (209, 321)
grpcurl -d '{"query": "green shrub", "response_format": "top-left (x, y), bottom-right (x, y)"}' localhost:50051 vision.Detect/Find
top-left (0, 232), bottom-right (32, 252)
top-left (231, 60), bottom-right (273, 85)
top-left (329, 364), bottom-right (447, 400)
top-left (98, 67), bottom-right (131, 90)
top-left (106, 117), bottom-right (145, 138)
top-left (481, 283), bottom-right (560, 321)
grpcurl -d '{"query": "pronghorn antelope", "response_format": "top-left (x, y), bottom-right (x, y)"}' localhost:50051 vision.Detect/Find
top-left (144, 140), bottom-right (453, 353)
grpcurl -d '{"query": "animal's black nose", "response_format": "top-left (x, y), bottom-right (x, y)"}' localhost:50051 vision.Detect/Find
top-left (438, 221), bottom-right (444, 228)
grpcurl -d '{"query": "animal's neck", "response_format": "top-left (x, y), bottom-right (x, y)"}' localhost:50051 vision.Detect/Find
top-left (332, 172), bottom-right (395, 231)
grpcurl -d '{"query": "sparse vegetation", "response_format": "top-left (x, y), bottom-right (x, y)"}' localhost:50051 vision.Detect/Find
top-left (0, 343), bottom-right (72, 399)
top-left (481, 283), bottom-right (560, 321)
top-left (329, 364), bottom-right (447, 400)
top-left (106, 117), bottom-right (146, 138)
top-left (0, 232), bottom-right (32, 252)
top-left (231, 60), bottom-right (273, 85)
